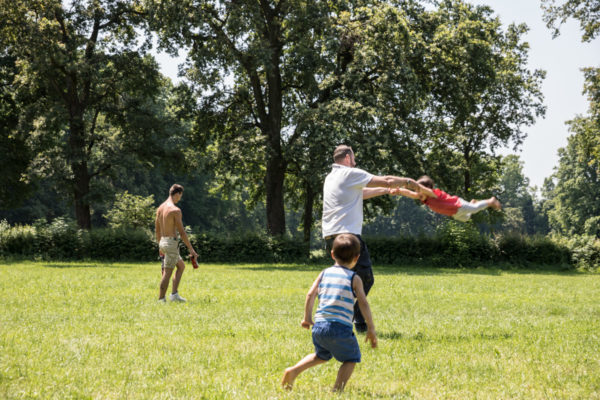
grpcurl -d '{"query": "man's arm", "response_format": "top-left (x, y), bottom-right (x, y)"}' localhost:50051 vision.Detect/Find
top-left (174, 209), bottom-right (198, 259)
top-left (302, 273), bottom-right (322, 329)
top-left (353, 275), bottom-right (377, 348)
top-left (367, 176), bottom-right (437, 198)
top-left (155, 211), bottom-right (162, 245)
top-left (363, 187), bottom-right (391, 200)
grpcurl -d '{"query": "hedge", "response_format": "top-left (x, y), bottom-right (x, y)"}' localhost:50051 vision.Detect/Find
top-left (0, 220), bottom-right (307, 263)
top-left (0, 219), bottom-right (595, 269)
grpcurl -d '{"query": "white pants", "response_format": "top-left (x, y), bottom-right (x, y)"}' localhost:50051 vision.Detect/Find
top-left (452, 199), bottom-right (490, 222)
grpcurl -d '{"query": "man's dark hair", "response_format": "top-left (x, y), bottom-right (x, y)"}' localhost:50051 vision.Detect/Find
top-left (169, 184), bottom-right (184, 196)
top-left (332, 234), bottom-right (361, 265)
top-left (333, 145), bottom-right (353, 163)
top-left (417, 175), bottom-right (434, 189)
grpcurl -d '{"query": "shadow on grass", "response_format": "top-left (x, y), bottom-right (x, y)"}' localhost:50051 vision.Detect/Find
top-left (229, 263), bottom-right (323, 272)
top-left (42, 262), bottom-right (133, 269)
top-left (228, 263), bottom-right (582, 277)
top-left (378, 330), bottom-right (514, 342)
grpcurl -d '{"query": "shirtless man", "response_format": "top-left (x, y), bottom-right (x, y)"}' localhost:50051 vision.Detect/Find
top-left (155, 184), bottom-right (198, 302)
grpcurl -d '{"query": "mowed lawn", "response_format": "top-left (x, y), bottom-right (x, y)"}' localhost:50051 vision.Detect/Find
top-left (0, 261), bottom-right (599, 399)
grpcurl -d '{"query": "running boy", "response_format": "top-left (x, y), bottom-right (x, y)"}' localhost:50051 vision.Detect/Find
top-left (281, 234), bottom-right (377, 392)
top-left (394, 175), bottom-right (501, 222)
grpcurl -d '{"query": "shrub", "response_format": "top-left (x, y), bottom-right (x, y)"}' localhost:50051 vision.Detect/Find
top-left (83, 228), bottom-right (157, 261)
top-left (552, 234), bottom-right (600, 271)
top-left (0, 220), bottom-right (36, 257)
top-left (105, 191), bottom-right (156, 231)
top-left (435, 220), bottom-right (493, 266)
top-left (33, 217), bottom-right (82, 260)
top-left (191, 232), bottom-right (308, 263)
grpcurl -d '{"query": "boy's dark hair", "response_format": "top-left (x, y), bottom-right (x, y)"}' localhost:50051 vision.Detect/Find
top-left (333, 145), bottom-right (353, 163)
top-left (169, 184), bottom-right (184, 196)
top-left (417, 175), bottom-right (434, 189)
top-left (332, 234), bottom-right (361, 265)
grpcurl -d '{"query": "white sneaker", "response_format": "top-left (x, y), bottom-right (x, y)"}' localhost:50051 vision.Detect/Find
top-left (170, 293), bottom-right (186, 302)
top-left (158, 298), bottom-right (166, 303)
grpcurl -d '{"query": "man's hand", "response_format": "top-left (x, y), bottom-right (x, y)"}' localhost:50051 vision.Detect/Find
top-left (366, 328), bottom-right (377, 348)
top-left (189, 249), bottom-right (198, 259)
top-left (301, 319), bottom-right (314, 329)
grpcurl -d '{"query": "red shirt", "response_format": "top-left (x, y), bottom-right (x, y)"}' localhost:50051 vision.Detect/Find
top-left (423, 188), bottom-right (461, 216)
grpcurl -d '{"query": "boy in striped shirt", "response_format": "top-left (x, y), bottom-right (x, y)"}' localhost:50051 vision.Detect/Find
top-left (281, 234), bottom-right (377, 392)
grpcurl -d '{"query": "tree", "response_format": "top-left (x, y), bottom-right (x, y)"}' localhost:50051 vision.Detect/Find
top-left (497, 154), bottom-right (546, 234)
top-left (542, 0), bottom-right (599, 237)
top-left (420, 0), bottom-right (546, 197)
top-left (546, 123), bottom-right (600, 236)
top-left (0, 52), bottom-right (33, 208)
top-left (0, 0), bottom-right (169, 229)
top-left (542, 0), bottom-right (600, 42)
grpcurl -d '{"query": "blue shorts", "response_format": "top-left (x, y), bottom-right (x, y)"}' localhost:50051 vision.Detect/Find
top-left (312, 321), bottom-right (361, 363)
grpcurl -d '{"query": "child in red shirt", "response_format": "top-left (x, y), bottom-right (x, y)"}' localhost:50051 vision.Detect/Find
top-left (394, 175), bottom-right (501, 222)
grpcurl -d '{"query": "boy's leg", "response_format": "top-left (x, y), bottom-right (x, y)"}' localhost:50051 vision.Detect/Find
top-left (281, 353), bottom-right (327, 389)
top-left (333, 361), bottom-right (356, 392)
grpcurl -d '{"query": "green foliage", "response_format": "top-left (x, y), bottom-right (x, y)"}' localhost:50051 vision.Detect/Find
top-left (494, 233), bottom-right (571, 265)
top-left (552, 234), bottom-right (600, 270)
top-left (0, 0), bottom-right (176, 229)
top-left (191, 233), bottom-right (309, 264)
top-left (105, 191), bottom-right (156, 231)
top-left (83, 228), bottom-right (157, 261)
top-left (542, 0), bottom-right (600, 42)
top-left (0, 220), bottom-right (307, 263)
top-left (363, 227), bottom-right (574, 269)
top-left (545, 122), bottom-right (600, 236)
top-left (0, 220), bottom-right (36, 257)
top-left (435, 220), bottom-right (494, 266)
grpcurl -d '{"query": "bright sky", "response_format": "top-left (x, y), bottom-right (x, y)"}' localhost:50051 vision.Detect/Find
top-left (154, 1), bottom-right (600, 189)
top-left (466, 0), bottom-right (599, 188)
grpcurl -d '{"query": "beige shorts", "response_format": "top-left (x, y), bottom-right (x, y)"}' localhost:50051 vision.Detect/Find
top-left (159, 237), bottom-right (182, 269)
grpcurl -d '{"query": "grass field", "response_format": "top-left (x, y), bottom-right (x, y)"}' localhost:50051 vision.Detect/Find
top-left (0, 261), bottom-right (599, 399)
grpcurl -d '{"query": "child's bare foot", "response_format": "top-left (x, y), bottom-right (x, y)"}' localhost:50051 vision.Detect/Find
top-left (281, 368), bottom-right (297, 390)
top-left (490, 197), bottom-right (502, 210)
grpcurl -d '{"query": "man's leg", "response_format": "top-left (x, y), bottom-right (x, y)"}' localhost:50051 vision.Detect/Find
top-left (171, 258), bottom-right (185, 295)
top-left (353, 235), bottom-right (373, 332)
top-left (159, 267), bottom-right (174, 299)
top-left (333, 361), bottom-right (356, 392)
top-left (281, 353), bottom-right (327, 389)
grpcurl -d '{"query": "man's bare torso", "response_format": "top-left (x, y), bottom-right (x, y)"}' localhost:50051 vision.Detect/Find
top-left (156, 200), bottom-right (180, 237)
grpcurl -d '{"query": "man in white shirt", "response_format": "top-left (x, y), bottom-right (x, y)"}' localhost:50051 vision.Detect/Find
top-left (322, 145), bottom-right (435, 332)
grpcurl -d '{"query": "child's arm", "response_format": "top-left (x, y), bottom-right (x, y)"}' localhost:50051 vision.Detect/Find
top-left (391, 187), bottom-right (421, 200)
top-left (301, 273), bottom-right (322, 329)
top-left (352, 275), bottom-right (377, 348)
top-left (416, 184), bottom-right (437, 198)
top-left (363, 187), bottom-right (391, 200)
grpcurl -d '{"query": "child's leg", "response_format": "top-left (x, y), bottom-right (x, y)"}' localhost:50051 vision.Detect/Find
top-left (282, 353), bottom-right (327, 389)
top-left (333, 361), bottom-right (356, 392)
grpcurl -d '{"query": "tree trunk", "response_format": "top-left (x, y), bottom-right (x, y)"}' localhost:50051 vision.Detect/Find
top-left (302, 182), bottom-right (315, 243)
top-left (73, 165), bottom-right (91, 230)
top-left (265, 151), bottom-right (286, 236)
top-left (69, 114), bottom-right (92, 230)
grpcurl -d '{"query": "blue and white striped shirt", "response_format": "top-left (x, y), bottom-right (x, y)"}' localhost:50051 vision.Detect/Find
top-left (314, 265), bottom-right (356, 327)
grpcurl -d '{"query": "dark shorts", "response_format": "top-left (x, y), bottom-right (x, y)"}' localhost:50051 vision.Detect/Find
top-left (312, 321), bottom-right (361, 363)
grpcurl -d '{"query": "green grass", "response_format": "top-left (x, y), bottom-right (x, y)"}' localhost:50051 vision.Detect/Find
top-left (0, 261), bottom-right (599, 399)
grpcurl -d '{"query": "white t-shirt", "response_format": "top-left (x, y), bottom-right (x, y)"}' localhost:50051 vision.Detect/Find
top-left (322, 164), bottom-right (374, 237)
